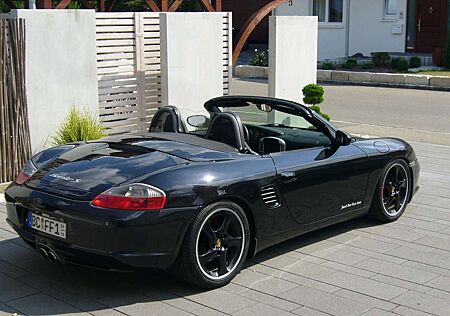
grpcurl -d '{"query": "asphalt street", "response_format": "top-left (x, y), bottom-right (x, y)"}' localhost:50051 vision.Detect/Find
top-left (230, 79), bottom-right (450, 145)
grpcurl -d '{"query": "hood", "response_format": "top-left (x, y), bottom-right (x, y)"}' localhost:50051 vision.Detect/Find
top-left (26, 133), bottom-right (243, 200)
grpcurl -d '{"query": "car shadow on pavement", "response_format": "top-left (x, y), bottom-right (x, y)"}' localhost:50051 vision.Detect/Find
top-left (0, 216), bottom-right (379, 315)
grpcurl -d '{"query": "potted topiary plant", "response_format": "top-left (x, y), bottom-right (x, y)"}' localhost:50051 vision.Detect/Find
top-left (302, 84), bottom-right (330, 121)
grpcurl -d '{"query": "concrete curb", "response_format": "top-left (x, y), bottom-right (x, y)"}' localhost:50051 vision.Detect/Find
top-left (234, 65), bottom-right (450, 90)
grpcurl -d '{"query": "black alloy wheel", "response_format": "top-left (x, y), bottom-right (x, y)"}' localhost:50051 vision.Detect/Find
top-left (196, 208), bottom-right (244, 280)
top-left (369, 159), bottom-right (411, 222)
top-left (174, 201), bottom-right (250, 288)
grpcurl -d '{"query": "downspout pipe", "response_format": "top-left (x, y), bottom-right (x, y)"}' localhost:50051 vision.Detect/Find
top-left (29, 0), bottom-right (36, 9)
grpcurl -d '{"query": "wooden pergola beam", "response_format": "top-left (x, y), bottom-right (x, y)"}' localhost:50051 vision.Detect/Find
top-left (160, 0), bottom-right (168, 11)
top-left (233, 0), bottom-right (288, 65)
top-left (145, 0), bottom-right (160, 12)
top-left (198, 0), bottom-right (215, 12)
top-left (215, 0), bottom-right (222, 11)
top-left (97, 0), bottom-right (105, 11)
top-left (55, 0), bottom-right (73, 9)
top-left (36, 0), bottom-right (52, 8)
top-left (107, 0), bottom-right (117, 11)
top-left (169, 0), bottom-right (183, 12)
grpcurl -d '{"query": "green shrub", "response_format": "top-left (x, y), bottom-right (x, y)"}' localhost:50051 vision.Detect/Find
top-left (302, 84), bottom-right (324, 106)
top-left (391, 57), bottom-right (409, 71)
top-left (321, 62), bottom-right (334, 70)
top-left (310, 105), bottom-right (330, 121)
top-left (302, 84), bottom-right (330, 121)
top-left (409, 56), bottom-right (421, 68)
top-left (361, 62), bottom-right (373, 69)
top-left (52, 106), bottom-right (106, 145)
top-left (342, 59), bottom-right (358, 69)
top-left (251, 49), bottom-right (267, 66)
top-left (371, 52), bottom-right (390, 67)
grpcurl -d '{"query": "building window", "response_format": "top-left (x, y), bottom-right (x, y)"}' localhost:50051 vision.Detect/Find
top-left (385, 0), bottom-right (398, 16)
top-left (312, 0), bottom-right (343, 23)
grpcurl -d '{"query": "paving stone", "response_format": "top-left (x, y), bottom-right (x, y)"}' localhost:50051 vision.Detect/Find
top-left (291, 306), bottom-right (329, 316)
top-left (232, 270), bottom-right (298, 296)
top-left (186, 289), bottom-right (258, 314)
top-left (240, 289), bottom-right (300, 312)
top-left (393, 291), bottom-right (450, 316)
top-left (7, 293), bottom-right (85, 315)
top-left (317, 70), bottom-right (332, 81)
top-left (90, 308), bottom-right (127, 316)
top-left (317, 271), bottom-right (408, 300)
top-left (333, 289), bottom-right (398, 311)
top-left (331, 71), bottom-right (351, 82)
top-left (414, 234), bottom-right (450, 252)
top-left (386, 245), bottom-right (450, 270)
top-left (405, 75), bottom-right (429, 86)
top-left (0, 259), bottom-right (29, 279)
top-left (425, 275), bottom-right (450, 292)
top-left (396, 217), bottom-right (448, 232)
top-left (429, 76), bottom-right (450, 87)
top-left (116, 301), bottom-right (192, 316)
top-left (392, 305), bottom-right (434, 316)
top-left (354, 258), bottom-right (438, 284)
top-left (0, 273), bottom-right (38, 302)
top-left (193, 306), bottom-right (228, 316)
top-left (252, 263), bottom-right (340, 293)
top-left (320, 260), bottom-right (377, 278)
top-left (361, 308), bottom-right (398, 316)
top-left (327, 233), bottom-right (399, 254)
top-left (370, 274), bottom-right (432, 294)
top-left (402, 260), bottom-right (450, 277)
top-left (232, 302), bottom-right (295, 316)
top-left (279, 285), bottom-right (372, 316)
top-left (0, 302), bottom-right (20, 316)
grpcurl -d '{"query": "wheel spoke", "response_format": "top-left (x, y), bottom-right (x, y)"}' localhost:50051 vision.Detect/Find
top-left (398, 179), bottom-right (407, 188)
top-left (218, 250), bottom-right (229, 275)
top-left (393, 166), bottom-right (399, 182)
top-left (217, 214), bottom-right (232, 236)
top-left (200, 249), bottom-right (218, 265)
top-left (224, 236), bottom-right (242, 249)
top-left (384, 196), bottom-right (395, 209)
top-left (203, 222), bottom-right (217, 244)
top-left (395, 195), bottom-right (401, 210)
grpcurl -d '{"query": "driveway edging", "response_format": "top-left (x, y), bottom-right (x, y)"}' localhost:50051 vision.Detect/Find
top-left (234, 66), bottom-right (450, 90)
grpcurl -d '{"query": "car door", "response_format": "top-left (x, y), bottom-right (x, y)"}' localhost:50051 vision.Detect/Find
top-left (270, 143), bottom-right (369, 224)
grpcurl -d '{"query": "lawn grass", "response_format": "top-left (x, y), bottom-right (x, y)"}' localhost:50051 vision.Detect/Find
top-left (412, 70), bottom-right (450, 77)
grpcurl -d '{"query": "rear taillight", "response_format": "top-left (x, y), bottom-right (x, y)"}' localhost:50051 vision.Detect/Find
top-left (15, 160), bottom-right (38, 185)
top-left (92, 184), bottom-right (166, 211)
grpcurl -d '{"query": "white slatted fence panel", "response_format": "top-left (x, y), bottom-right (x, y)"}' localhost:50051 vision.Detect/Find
top-left (96, 12), bottom-right (161, 135)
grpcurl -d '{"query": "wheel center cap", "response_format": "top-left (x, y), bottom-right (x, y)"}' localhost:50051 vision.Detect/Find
top-left (215, 239), bottom-right (222, 248)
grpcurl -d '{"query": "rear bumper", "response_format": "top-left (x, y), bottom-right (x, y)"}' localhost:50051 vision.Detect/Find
top-left (5, 183), bottom-right (199, 270)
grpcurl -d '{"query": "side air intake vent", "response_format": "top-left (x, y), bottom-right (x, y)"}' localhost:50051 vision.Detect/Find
top-left (261, 185), bottom-right (281, 209)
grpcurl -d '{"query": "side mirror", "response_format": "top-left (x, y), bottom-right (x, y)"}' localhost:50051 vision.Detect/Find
top-left (335, 130), bottom-right (352, 147)
top-left (187, 115), bottom-right (209, 129)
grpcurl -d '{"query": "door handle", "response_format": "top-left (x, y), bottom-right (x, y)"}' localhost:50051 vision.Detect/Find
top-left (417, 18), bottom-right (422, 32)
top-left (280, 171), bottom-right (297, 182)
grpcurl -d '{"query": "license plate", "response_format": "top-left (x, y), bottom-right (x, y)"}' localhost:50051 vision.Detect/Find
top-left (27, 212), bottom-right (67, 239)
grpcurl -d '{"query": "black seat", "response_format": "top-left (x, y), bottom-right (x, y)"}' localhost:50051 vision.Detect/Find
top-left (149, 106), bottom-right (186, 133)
top-left (205, 112), bottom-right (247, 152)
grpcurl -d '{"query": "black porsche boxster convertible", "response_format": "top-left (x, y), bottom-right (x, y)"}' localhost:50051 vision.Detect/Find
top-left (5, 96), bottom-right (420, 288)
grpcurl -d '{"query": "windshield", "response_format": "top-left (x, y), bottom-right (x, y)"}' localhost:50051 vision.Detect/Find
top-left (221, 103), bottom-right (315, 129)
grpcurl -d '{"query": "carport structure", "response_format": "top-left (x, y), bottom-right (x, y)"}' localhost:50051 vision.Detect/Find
top-left (0, 0), bottom-right (291, 65)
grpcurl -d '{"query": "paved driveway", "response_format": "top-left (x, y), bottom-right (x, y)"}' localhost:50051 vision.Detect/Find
top-left (1, 140), bottom-right (450, 315)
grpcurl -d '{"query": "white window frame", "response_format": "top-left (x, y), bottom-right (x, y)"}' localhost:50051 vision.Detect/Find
top-left (384, 0), bottom-right (398, 18)
top-left (311, 0), bottom-right (344, 25)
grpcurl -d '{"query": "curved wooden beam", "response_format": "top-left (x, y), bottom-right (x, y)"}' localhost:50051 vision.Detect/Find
top-left (232, 0), bottom-right (288, 65)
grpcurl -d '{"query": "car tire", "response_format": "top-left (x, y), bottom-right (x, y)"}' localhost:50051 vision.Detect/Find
top-left (368, 159), bottom-right (411, 222)
top-left (173, 201), bottom-right (250, 288)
